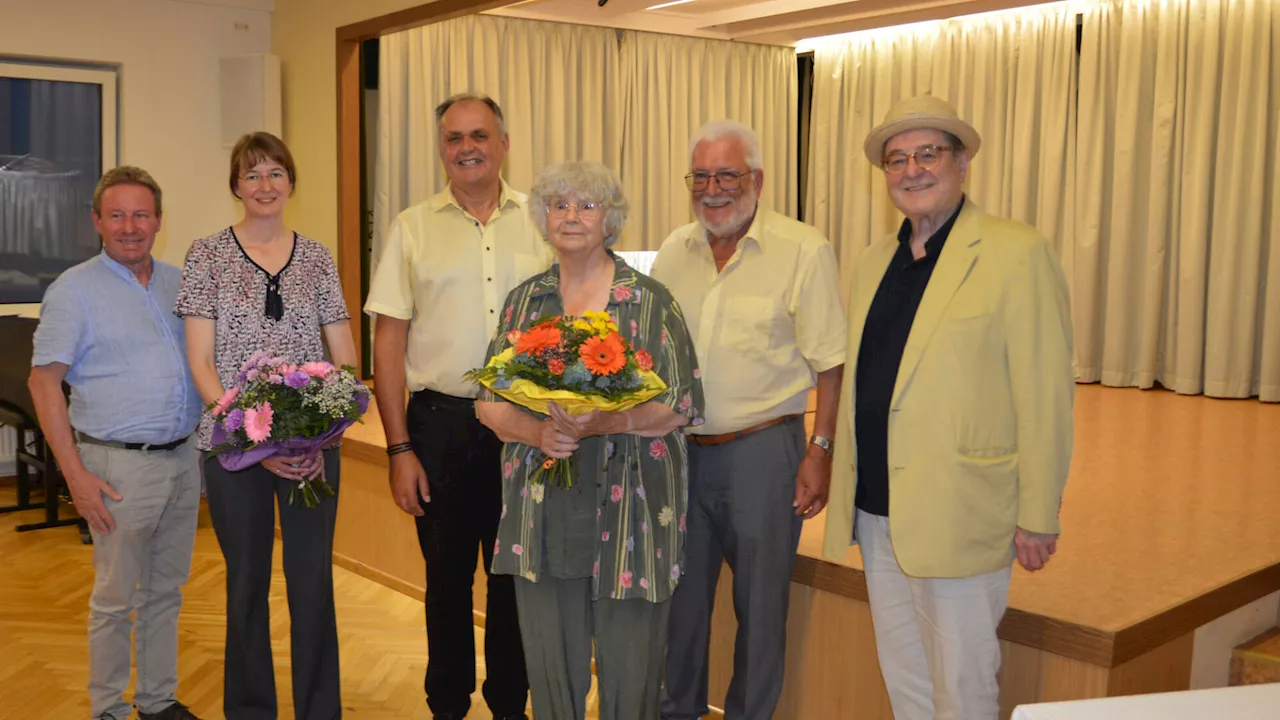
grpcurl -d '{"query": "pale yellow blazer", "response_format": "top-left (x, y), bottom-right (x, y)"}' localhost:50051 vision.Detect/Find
top-left (822, 201), bottom-right (1075, 578)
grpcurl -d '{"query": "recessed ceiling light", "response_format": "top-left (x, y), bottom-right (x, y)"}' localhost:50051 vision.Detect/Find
top-left (647, 0), bottom-right (697, 9)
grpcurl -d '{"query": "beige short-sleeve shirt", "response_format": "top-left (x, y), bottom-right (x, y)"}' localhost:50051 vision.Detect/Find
top-left (651, 208), bottom-right (847, 435)
top-left (364, 181), bottom-right (553, 397)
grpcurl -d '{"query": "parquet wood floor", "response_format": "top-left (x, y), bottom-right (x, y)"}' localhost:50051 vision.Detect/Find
top-left (0, 485), bottom-right (595, 719)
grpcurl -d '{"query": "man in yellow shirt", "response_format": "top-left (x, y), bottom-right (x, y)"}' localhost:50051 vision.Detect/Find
top-left (824, 95), bottom-right (1074, 720)
top-left (364, 93), bottom-right (551, 720)
top-left (653, 120), bottom-right (847, 720)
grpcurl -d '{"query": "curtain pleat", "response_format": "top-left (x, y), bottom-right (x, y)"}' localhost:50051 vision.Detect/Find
top-left (373, 14), bottom-right (622, 283)
top-left (1076, 0), bottom-right (1280, 400)
top-left (616, 31), bottom-right (798, 249)
top-left (805, 5), bottom-right (1078, 302)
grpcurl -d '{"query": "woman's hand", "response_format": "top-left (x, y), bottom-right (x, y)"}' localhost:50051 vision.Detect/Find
top-left (549, 400), bottom-right (687, 439)
top-left (547, 402), bottom-right (623, 440)
top-left (263, 453), bottom-right (322, 481)
top-left (537, 420), bottom-right (580, 459)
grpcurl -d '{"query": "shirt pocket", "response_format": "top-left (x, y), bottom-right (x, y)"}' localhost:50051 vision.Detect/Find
top-left (721, 296), bottom-right (783, 354)
top-left (940, 312), bottom-right (996, 355)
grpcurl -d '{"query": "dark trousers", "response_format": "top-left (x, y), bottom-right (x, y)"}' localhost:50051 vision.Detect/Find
top-left (408, 390), bottom-right (528, 717)
top-left (204, 448), bottom-right (342, 720)
top-left (662, 419), bottom-right (806, 720)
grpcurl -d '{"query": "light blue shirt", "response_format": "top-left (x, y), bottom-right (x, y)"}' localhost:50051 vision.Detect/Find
top-left (32, 252), bottom-right (201, 444)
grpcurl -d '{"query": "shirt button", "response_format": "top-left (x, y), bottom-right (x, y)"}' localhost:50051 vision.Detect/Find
top-left (490, 309), bottom-right (495, 314)
top-left (486, 246), bottom-right (491, 251)
top-left (488, 277), bottom-right (492, 282)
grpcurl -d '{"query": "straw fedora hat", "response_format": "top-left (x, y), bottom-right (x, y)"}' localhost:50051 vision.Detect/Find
top-left (863, 95), bottom-right (982, 166)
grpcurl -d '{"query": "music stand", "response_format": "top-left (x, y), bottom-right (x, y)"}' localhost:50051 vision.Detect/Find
top-left (0, 315), bottom-right (91, 543)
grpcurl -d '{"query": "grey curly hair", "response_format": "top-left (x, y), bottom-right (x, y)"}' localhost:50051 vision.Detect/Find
top-left (527, 161), bottom-right (630, 248)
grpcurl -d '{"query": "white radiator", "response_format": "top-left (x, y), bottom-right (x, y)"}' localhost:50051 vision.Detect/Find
top-left (0, 426), bottom-right (16, 477)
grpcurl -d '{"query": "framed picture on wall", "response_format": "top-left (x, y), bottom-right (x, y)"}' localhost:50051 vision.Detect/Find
top-left (1, 61), bottom-right (118, 309)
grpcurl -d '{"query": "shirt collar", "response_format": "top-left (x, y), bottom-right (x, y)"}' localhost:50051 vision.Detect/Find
top-left (431, 179), bottom-right (523, 216)
top-left (527, 251), bottom-right (644, 308)
top-left (97, 249), bottom-right (152, 286)
top-left (896, 194), bottom-right (966, 259)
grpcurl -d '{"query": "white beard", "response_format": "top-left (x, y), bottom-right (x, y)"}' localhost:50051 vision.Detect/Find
top-left (694, 186), bottom-right (759, 239)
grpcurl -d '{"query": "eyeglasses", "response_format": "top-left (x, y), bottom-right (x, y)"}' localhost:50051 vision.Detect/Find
top-left (239, 169), bottom-right (290, 184)
top-left (684, 170), bottom-right (753, 191)
top-left (881, 146), bottom-right (954, 174)
top-left (547, 200), bottom-right (602, 218)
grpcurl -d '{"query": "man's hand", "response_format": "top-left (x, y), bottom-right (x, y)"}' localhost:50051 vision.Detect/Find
top-left (66, 466), bottom-right (122, 535)
top-left (389, 451), bottom-right (430, 516)
top-left (793, 446), bottom-right (832, 519)
top-left (1014, 527), bottom-right (1059, 572)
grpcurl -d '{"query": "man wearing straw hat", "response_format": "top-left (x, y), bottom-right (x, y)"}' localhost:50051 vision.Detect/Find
top-left (823, 95), bottom-right (1075, 719)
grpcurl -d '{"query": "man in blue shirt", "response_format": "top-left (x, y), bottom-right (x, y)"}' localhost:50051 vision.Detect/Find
top-left (29, 166), bottom-right (204, 720)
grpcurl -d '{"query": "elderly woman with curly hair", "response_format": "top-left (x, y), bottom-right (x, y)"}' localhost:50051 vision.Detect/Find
top-left (475, 161), bottom-right (704, 720)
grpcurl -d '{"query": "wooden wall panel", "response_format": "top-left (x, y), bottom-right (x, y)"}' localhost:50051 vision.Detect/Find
top-left (333, 455), bottom-right (425, 598)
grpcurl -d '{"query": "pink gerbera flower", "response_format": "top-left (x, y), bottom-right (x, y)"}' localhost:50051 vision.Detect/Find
top-left (243, 402), bottom-right (274, 443)
top-left (301, 361), bottom-right (335, 378)
top-left (212, 385), bottom-right (240, 416)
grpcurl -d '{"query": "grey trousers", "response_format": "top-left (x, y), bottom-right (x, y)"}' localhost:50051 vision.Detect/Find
top-left (662, 419), bottom-right (806, 720)
top-left (514, 576), bottom-right (671, 720)
top-left (81, 439), bottom-right (201, 720)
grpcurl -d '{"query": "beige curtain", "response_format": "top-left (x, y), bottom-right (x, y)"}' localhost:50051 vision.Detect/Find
top-left (805, 3), bottom-right (1078, 298)
top-left (374, 14), bottom-right (623, 280)
top-left (618, 31), bottom-right (798, 250)
top-left (1076, 0), bottom-right (1280, 401)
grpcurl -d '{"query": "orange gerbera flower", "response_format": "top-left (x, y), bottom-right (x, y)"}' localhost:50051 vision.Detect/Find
top-left (580, 333), bottom-right (626, 375)
top-left (514, 325), bottom-right (562, 356)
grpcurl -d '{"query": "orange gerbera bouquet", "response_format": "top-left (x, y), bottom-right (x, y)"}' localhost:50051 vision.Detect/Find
top-left (465, 310), bottom-right (666, 487)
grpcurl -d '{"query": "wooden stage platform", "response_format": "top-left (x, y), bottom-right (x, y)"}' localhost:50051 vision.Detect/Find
top-left (337, 384), bottom-right (1280, 718)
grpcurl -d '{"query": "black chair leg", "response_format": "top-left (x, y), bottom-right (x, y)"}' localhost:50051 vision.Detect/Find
top-left (1, 427), bottom-right (47, 515)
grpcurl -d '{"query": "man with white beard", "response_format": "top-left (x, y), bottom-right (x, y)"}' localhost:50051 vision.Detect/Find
top-left (651, 120), bottom-right (847, 720)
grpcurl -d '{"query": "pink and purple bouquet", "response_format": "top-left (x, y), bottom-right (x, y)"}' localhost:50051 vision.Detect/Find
top-left (208, 350), bottom-right (371, 507)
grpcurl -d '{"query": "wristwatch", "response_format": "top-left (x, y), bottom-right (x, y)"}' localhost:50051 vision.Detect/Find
top-left (809, 435), bottom-right (833, 455)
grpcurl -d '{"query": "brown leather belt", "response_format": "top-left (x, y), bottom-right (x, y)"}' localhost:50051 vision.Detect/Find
top-left (687, 414), bottom-right (804, 447)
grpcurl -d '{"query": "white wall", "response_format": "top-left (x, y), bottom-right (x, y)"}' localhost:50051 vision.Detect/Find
top-left (1190, 591), bottom-right (1280, 689)
top-left (1, 0), bottom-right (273, 270)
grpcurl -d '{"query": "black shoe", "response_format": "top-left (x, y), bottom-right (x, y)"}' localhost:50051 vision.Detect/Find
top-left (432, 714), bottom-right (466, 720)
top-left (493, 715), bottom-right (529, 720)
top-left (137, 701), bottom-right (203, 720)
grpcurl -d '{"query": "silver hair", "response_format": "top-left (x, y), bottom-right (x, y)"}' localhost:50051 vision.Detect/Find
top-left (528, 161), bottom-right (630, 249)
top-left (688, 119), bottom-right (764, 171)
top-left (434, 92), bottom-right (506, 137)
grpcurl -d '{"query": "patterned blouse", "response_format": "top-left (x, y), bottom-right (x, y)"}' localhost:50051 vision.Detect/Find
top-left (483, 253), bottom-right (705, 603)
top-left (174, 228), bottom-right (350, 450)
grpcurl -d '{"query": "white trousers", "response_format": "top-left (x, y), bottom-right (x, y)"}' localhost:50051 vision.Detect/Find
top-left (857, 509), bottom-right (1011, 720)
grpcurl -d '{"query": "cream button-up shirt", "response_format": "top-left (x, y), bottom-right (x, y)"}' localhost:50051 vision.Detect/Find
top-left (651, 208), bottom-right (847, 435)
top-left (364, 181), bottom-right (553, 397)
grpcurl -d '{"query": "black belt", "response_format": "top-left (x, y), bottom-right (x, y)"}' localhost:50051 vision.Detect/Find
top-left (75, 431), bottom-right (189, 452)
top-left (410, 388), bottom-right (477, 412)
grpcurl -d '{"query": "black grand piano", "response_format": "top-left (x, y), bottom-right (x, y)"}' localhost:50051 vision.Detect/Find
top-left (0, 314), bottom-right (91, 543)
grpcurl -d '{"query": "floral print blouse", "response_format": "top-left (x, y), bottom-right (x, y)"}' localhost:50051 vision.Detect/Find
top-left (483, 252), bottom-right (704, 603)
